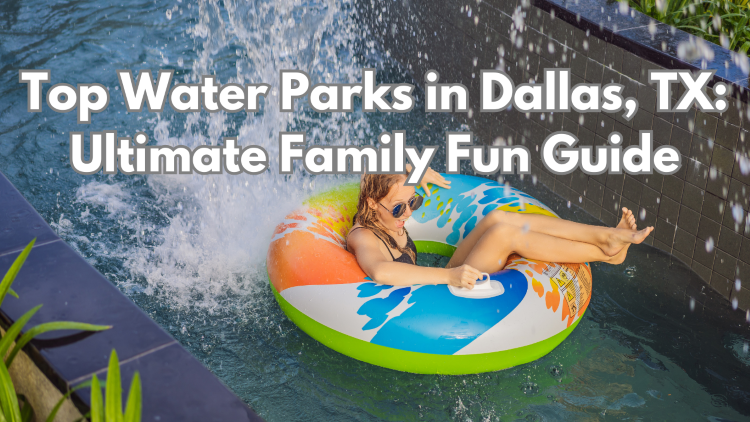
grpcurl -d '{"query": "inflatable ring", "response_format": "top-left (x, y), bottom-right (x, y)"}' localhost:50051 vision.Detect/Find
top-left (266, 174), bottom-right (592, 374)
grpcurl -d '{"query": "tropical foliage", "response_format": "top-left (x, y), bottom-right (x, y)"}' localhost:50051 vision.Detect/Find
top-left (0, 239), bottom-right (141, 422)
top-left (629, 0), bottom-right (750, 53)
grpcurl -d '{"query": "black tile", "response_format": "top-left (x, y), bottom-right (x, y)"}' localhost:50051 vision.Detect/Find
top-left (677, 206), bottom-right (700, 234)
top-left (694, 111), bottom-right (718, 141)
top-left (689, 135), bottom-right (713, 167)
top-left (733, 286), bottom-right (750, 311)
top-left (718, 226), bottom-right (743, 256)
top-left (673, 109), bottom-right (696, 132)
top-left (658, 196), bottom-right (679, 225)
top-left (601, 189), bottom-right (621, 216)
top-left (620, 77), bottom-right (640, 108)
top-left (703, 192), bottom-right (725, 223)
top-left (728, 178), bottom-right (750, 211)
top-left (640, 186), bottom-right (660, 216)
top-left (715, 120), bottom-right (740, 150)
top-left (632, 110), bottom-right (653, 135)
top-left (706, 173), bottom-right (731, 200)
top-left (654, 217), bottom-right (677, 246)
top-left (585, 58), bottom-right (604, 83)
top-left (640, 172), bottom-right (663, 192)
top-left (0, 242), bottom-right (175, 383)
top-left (684, 159), bottom-right (708, 190)
top-left (621, 53), bottom-right (641, 81)
top-left (622, 176), bottom-right (643, 204)
top-left (722, 202), bottom-right (745, 232)
top-left (0, 172), bottom-right (60, 256)
top-left (671, 249), bottom-right (691, 267)
top-left (652, 238), bottom-right (671, 254)
top-left (691, 261), bottom-right (712, 283)
top-left (72, 343), bottom-right (262, 422)
top-left (637, 84), bottom-right (657, 115)
top-left (741, 237), bottom-right (750, 264)
top-left (602, 67), bottom-right (620, 86)
top-left (662, 175), bottom-right (684, 202)
top-left (583, 198), bottom-right (602, 219)
top-left (605, 173), bottom-right (625, 193)
top-left (714, 249), bottom-right (738, 279)
top-left (710, 272), bottom-right (733, 300)
top-left (682, 183), bottom-right (704, 213)
top-left (652, 117), bottom-right (672, 145)
top-left (600, 209), bottom-right (618, 227)
top-left (673, 228), bottom-right (697, 258)
top-left (693, 238), bottom-right (716, 269)
top-left (697, 216), bottom-right (721, 242)
top-left (587, 36), bottom-right (606, 63)
top-left (614, 121), bottom-right (633, 145)
top-left (603, 44), bottom-right (624, 72)
top-left (596, 114), bottom-right (616, 138)
top-left (712, 145), bottom-right (735, 176)
top-left (670, 127), bottom-right (692, 155)
top-left (585, 178), bottom-right (605, 205)
top-left (738, 260), bottom-right (750, 285)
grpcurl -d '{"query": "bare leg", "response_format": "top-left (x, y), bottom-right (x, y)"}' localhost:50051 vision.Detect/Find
top-left (482, 209), bottom-right (651, 256)
top-left (456, 223), bottom-right (637, 273)
top-left (447, 207), bottom-right (650, 268)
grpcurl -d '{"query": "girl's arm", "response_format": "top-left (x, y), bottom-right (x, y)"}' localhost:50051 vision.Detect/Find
top-left (348, 229), bottom-right (482, 288)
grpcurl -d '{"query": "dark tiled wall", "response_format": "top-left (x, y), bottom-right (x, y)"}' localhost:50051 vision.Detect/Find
top-left (359, 0), bottom-right (750, 310)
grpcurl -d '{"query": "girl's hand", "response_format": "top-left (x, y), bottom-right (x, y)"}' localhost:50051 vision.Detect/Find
top-left (447, 265), bottom-right (483, 289)
top-left (406, 164), bottom-right (451, 197)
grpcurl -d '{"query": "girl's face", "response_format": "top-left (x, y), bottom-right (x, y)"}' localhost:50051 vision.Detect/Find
top-left (368, 177), bottom-right (415, 233)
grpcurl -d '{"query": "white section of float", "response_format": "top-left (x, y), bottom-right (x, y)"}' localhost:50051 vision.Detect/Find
top-left (454, 285), bottom-right (571, 355)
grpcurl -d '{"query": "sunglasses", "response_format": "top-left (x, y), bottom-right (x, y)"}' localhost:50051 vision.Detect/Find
top-left (380, 194), bottom-right (424, 218)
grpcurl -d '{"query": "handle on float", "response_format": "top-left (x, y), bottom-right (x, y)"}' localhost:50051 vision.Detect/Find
top-left (473, 273), bottom-right (493, 290)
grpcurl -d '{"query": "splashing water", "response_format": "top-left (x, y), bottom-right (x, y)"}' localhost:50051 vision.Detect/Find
top-left (74, 0), bottom-right (369, 312)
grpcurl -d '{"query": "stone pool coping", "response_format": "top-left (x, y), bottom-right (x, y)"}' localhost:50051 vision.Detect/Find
top-left (534, 0), bottom-right (750, 101)
top-left (0, 170), bottom-right (263, 421)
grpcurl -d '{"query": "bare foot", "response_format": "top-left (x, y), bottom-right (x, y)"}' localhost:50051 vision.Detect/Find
top-left (616, 207), bottom-right (637, 231)
top-left (601, 208), bottom-right (654, 256)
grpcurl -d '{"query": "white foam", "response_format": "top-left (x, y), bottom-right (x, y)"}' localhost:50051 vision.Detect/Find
top-left (74, 0), bottom-right (368, 313)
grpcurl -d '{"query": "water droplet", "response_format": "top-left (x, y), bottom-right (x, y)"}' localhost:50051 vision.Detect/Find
top-left (706, 237), bottom-right (715, 252)
top-left (689, 297), bottom-right (695, 311)
top-left (736, 279), bottom-right (742, 291)
top-left (732, 297), bottom-right (738, 310)
top-left (166, 9), bottom-right (172, 20)
top-left (640, 208), bottom-right (646, 220)
top-left (732, 204), bottom-right (744, 223)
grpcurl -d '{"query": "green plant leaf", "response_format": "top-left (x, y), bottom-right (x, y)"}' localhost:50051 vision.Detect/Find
top-left (0, 305), bottom-right (41, 364)
top-left (741, 41), bottom-right (750, 53)
top-left (105, 350), bottom-right (123, 422)
top-left (17, 395), bottom-right (32, 422)
top-left (7, 290), bottom-right (18, 299)
top-left (0, 359), bottom-right (22, 422)
top-left (6, 322), bottom-right (111, 367)
top-left (90, 375), bottom-right (104, 422)
top-left (0, 240), bottom-right (35, 308)
top-left (123, 372), bottom-right (141, 422)
top-left (44, 380), bottom-right (92, 422)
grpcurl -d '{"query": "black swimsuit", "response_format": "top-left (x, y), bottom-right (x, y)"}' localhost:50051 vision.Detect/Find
top-left (348, 227), bottom-right (417, 265)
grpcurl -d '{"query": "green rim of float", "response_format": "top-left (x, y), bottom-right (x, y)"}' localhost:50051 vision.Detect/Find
top-left (270, 280), bottom-right (581, 374)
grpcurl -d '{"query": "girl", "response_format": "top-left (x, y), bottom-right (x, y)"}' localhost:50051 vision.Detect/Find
top-left (346, 170), bottom-right (653, 289)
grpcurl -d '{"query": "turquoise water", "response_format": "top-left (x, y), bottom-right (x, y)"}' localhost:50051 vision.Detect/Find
top-left (1, 0), bottom-right (749, 420)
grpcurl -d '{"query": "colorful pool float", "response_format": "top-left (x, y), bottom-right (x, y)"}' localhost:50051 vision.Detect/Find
top-left (266, 174), bottom-right (593, 374)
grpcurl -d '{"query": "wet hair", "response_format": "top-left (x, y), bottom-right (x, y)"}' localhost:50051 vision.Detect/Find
top-left (352, 173), bottom-right (416, 263)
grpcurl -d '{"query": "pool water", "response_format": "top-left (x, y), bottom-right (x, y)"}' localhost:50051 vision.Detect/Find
top-left (1, 0), bottom-right (749, 420)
